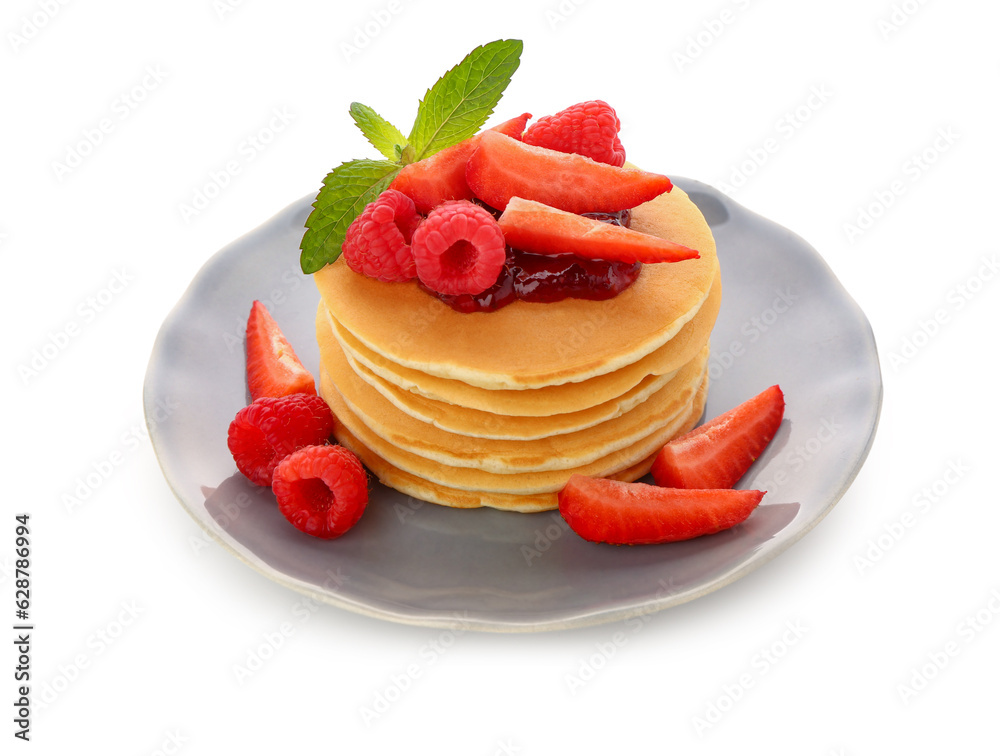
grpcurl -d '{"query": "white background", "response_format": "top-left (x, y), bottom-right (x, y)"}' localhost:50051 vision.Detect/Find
top-left (4, 0), bottom-right (999, 752)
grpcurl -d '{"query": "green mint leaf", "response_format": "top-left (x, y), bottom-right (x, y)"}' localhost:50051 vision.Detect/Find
top-left (407, 39), bottom-right (522, 162)
top-left (300, 159), bottom-right (402, 274)
top-left (349, 102), bottom-right (407, 161)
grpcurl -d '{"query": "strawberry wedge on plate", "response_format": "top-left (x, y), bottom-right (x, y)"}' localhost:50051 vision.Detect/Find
top-left (558, 476), bottom-right (765, 545)
top-left (559, 386), bottom-right (784, 546)
top-left (245, 300), bottom-right (317, 401)
top-left (652, 385), bottom-right (785, 489)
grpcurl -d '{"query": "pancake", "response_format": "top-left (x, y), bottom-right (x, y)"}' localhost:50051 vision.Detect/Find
top-left (321, 269), bottom-right (720, 415)
top-left (331, 376), bottom-right (709, 513)
top-left (314, 185), bottom-right (718, 390)
top-left (317, 302), bottom-right (680, 438)
top-left (344, 347), bottom-right (675, 439)
top-left (321, 333), bottom-right (710, 472)
top-left (321, 359), bottom-right (708, 494)
top-left (312, 175), bottom-right (719, 511)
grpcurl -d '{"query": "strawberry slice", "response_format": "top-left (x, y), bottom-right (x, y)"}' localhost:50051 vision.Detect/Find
top-left (497, 197), bottom-right (699, 263)
top-left (492, 113), bottom-right (531, 140)
top-left (465, 130), bottom-right (673, 213)
top-left (390, 113), bottom-right (531, 214)
top-left (652, 385), bottom-right (785, 489)
top-left (245, 300), bottom-right (316, 401)
top-left (558, 475), bottom-right (764, 545)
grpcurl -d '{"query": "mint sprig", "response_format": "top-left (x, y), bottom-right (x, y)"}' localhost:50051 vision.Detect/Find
top-left (407, 39), bottom-right (523, 163)
top-left (300, 39), bottom-right (523, 273)
top-left (349, 102), bottom-right (407, 161)
top-left (300, 160), bottom-right (402, 274)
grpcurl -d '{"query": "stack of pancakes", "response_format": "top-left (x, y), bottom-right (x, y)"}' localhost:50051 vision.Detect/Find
top-left (312, 185), bottom-right (720, 512)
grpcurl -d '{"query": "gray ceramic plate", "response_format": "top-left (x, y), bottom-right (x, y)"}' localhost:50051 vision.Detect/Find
top-left (144, 179), bottom-right (881, 632)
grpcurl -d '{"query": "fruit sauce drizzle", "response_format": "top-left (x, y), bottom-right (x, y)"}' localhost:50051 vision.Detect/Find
top-left (420, 207), bottom-right (641, 313)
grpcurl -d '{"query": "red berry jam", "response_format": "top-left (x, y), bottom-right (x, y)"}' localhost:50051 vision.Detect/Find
top-left (422, 208), bottom-right (641, 313)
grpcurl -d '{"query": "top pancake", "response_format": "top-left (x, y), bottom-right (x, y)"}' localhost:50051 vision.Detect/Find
top-left (320, 270), bottom-right (719, 416)
top-left (313, 185), bottom-right (718, 390)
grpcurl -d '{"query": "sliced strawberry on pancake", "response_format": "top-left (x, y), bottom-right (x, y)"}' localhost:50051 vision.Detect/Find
top-left (390, 113), bottom-right (531, 214)
top-left (497, 197), bottom-right (698, 263)
top-left (466, 131), bottom-right (673, 213)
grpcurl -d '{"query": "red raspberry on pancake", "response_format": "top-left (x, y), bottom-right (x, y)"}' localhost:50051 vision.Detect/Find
top-left (341, 189), bottom-right (422, 282)
top-left (410, 200), bottom-right (507, 296)
top-left (523, 100), bottom-right (626, 167)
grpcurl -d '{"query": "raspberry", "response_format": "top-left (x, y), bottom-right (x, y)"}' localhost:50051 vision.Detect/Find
top-left (341, 189), bottom-right (422, 282)
top-left (410, 200), bottom-right (507, 296)
top-left (227, 394), bottom-right (335, 486)
top-left (522, 100), bottom-right (626, 167)
top-left (272, 445), bottom-right (369, 539)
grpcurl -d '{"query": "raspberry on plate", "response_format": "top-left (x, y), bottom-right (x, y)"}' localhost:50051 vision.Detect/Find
top-left (410, 200), bottom-right (507, 296)
top-left (342, 189), bottom-right (422, 282)
top-left (227, 393), bottom-right (336, 486)
top-left (272, 445), bottom-right (369, 539)
top-left (523, 100), bottom-right (626, 167)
